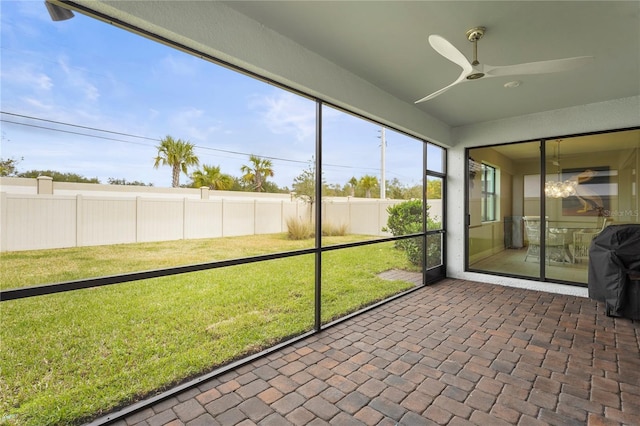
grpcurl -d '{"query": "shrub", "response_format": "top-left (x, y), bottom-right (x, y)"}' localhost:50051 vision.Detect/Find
top-left (286, 216), bottom-right (314, 240)
top-left (384, 199), bottom-right (442, 267)
top-left (322, 221), bottom-right (349, 236)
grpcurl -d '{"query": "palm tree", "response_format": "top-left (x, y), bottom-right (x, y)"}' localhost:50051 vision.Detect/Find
top-left (153, 135), bottom-right (199, 187)
top-left (359, 174), bottom-right (378, 198)
top-left (240, 154), bottom-right (274, 192)
top-left (191, 164), bottom-right (233, 190)
top-left (348, 176), bottom-right (358, 197)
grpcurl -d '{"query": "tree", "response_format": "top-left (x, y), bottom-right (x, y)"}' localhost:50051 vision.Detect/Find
top-left (427, 179), bottom-right (442, 199)
top-left (191, 164), bottom-right (233, 190)
top-left (108, 178), bottom-right (153, 186)
top-left (18, 170), bottom-right (100, 183)
top-left (240, 154), bottom-right (274, 192)
top-left (0, 157), bottom-right (22, 176)
top-left (292, 159), bottom-right (318, 221)
top-left (359, 174), bottom-right (378, 198)
top-left (348, 176), bottom-right (358, 197)
top-left (386, 178), bottom-right (406, 199)
top-left (261, 181), bottom-right (288, 193)
top-left (153, 135), bottom-right (199, 188)
top-left (324, 183), bottom-right (344, 196)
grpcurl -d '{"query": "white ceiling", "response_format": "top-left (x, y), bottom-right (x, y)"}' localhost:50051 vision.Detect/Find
top-left (222, 1), bottom-right (640, 127)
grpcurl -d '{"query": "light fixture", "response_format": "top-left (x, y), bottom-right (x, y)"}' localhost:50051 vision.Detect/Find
top-left (44, 1), bottom-right (75, 21)
top-left (544, 140), bottom-right (577, 198)
top-left (504, 80), bottom-right (521, 88)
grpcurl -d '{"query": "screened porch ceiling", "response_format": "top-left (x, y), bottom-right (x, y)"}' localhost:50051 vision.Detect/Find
top-left (69, 1), bottom-right (639, 131)
top-left (222, 1), bottom-right (639, 127)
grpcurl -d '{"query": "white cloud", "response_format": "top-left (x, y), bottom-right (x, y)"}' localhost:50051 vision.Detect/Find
top-left (250, 91), bottom-right (316, 143)
top-left (168, 107), bottom-right (223, 141)
top-left (57, 56), bottom-right (100, 101)
top-left (0, 65), bottom-right (53, 91)
top-left (35, 73), bottom-right (53, 90)
top-left (22, 97), bottom-right (54, 110)
top-left (159, 54), bottom-right (199, 76)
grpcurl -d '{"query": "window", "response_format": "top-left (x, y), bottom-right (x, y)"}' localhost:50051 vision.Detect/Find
top-left (481, 163), bottom-right (497, 222)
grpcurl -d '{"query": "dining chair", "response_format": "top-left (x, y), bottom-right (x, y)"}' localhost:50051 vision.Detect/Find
top-left (523, 216), bottom-right (541, 262)
top-left (573, 217), bottom-right (612, 263)
top-left (523, 216), bottom-right (568, 264)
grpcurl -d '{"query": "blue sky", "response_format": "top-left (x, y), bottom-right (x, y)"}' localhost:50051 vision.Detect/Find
top-left (1, 1), bottom-right (432, 189)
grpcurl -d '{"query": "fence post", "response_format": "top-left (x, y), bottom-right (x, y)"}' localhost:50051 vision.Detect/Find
top-left (348, 197), bottom-right (353, 234)
top-left (200, 187), bottom-right (209, 199)
top-left (37, 176), bottom-right (53, 195)
top-left (76, 195), bottom-right (83, 248)
top-left (253, 199), bottom-right (257, 235)
top-left (221, 198), bottom-right (225, 237)
top-left (136, 196), bottom-right (142, 243)
top-left (183, 197), bottom-right (187, 240)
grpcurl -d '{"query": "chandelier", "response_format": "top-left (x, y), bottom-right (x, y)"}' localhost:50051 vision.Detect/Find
top-left (544, 140), bottom-right (577, 198)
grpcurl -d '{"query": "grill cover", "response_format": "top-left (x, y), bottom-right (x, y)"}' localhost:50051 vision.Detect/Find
top-left (588, 224), bottom-right (640, 320)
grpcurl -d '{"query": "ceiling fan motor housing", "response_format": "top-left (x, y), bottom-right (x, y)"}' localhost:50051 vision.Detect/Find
top-left (465, 27), bottom-right (486, 42)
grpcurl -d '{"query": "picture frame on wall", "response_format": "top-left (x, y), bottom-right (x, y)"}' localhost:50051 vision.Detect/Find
top-left (561, 166), bottom-right (611, 216)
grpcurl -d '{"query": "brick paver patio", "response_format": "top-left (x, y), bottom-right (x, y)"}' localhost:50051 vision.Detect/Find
top-left (112, 278), bottom-right (639, 426)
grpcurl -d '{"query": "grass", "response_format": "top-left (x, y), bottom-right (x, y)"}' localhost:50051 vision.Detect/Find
top-left (0, 234), bottom-right (372, 290)
top-left (0, 234), bottom-right (419, 425)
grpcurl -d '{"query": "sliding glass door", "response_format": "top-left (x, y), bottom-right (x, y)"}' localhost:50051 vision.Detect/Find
top-left (467, 142), bottom-right (541, 279)
top-left (467, 128), bottom-right (639, 286)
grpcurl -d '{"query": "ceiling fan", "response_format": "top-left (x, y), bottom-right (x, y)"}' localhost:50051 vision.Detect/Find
top-left (415, 26), bottom-right (593, 103)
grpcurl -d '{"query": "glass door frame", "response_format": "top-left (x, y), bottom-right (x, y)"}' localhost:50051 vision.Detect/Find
top-left (425, 145), bottom-right (447, 284)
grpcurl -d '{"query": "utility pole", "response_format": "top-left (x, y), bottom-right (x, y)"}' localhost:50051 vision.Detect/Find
top-left (379, 127), bottom-right (386, 199)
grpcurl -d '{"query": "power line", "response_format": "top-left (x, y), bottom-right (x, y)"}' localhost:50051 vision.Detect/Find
top-left (1, 111), bottom-right (159, 141)
top-left (0, 120), bottom-right (153, 147)
top-left (0, 111), bottom-right (387, 175)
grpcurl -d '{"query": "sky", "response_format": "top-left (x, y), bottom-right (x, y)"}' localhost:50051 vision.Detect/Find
top-left (0, 1), bottom-right (438, 189)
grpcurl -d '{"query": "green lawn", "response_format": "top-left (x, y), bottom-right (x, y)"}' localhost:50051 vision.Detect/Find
top-left (0, 234), bottom-right (419, 425)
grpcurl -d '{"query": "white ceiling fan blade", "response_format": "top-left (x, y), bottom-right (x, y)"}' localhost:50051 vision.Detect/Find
top-left (415, 70), bottom-right (467, 103)
top-left (428, 35), bottom-right (473, 72)
top-left (485, 56), bottom-right (593, 78)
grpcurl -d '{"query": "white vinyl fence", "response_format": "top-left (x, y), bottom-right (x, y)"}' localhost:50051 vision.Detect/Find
top-left (0, 177), bottom-right (442, 252)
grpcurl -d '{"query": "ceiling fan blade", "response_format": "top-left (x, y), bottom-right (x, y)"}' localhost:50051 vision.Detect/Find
top-left (428, 35), bottom-right (473, 72)
top-left (415, 70), bottom-right (467, 103)
top-left (485, 56), bottom-right (593, 77)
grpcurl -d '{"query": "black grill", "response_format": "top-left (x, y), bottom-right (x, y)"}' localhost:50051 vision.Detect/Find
top-left (588, 224), bottom-right (640, 320)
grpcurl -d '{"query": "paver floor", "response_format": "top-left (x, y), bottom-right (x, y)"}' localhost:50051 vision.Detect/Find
top-left (112, 278), bottom-right (640, 426)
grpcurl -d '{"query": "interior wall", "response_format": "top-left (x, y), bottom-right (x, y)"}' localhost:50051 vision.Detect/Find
top-left (468, 147), bottom-right (514, 264)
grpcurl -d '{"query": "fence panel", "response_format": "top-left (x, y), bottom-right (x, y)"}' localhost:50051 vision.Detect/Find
top-left (323, 202), bottom-right (350, 231)
top-left (136, 198), bottom-right (185, 243)
top-left (184, 199), bottom-right (223, 239)
top-left (350, 201), bottom-right (383, 235)
top-left (1, 186), bottom-right (415, 251)
top-left (79, 197), bottom-right (137, 246)
top-left (222, 199), bottom-right (255, 237)
top-left (5, 195), bottom-right (76, 251)
top-left (255, 201), bottom-right (284, 234)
